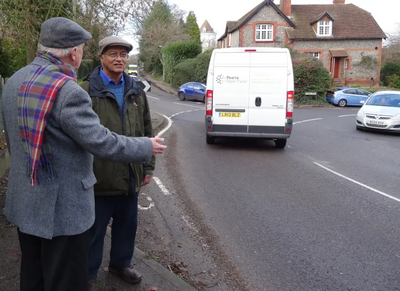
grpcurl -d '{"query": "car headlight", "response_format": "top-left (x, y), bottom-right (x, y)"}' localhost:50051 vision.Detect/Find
top-left (357, 110), bottom-right (365, 117)
top-left (392, 113), bottom-right (400, 120)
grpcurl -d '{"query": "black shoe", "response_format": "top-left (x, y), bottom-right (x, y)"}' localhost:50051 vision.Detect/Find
top-left (108, 264), bottom-right (142, 284)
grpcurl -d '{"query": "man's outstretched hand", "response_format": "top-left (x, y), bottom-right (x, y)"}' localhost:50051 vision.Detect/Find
top-left (150, 136), bottom-right (167, 156)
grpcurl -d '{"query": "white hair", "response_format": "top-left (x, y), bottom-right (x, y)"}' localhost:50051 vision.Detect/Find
top-left (37, 43), bottom-right (83, 58)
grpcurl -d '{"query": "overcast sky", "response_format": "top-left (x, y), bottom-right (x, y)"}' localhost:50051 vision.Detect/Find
top-left (124, 0), bottom-right (399, 53)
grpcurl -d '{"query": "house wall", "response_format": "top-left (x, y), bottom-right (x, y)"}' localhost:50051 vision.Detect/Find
top-left (231, 30), bottom-right (240, 47)
top-left (240, 5), bottom-right (290, 47)
top-left (201, 32), bottom-right (217, 51)
top-left (293, 39), bottom-right (382, 86)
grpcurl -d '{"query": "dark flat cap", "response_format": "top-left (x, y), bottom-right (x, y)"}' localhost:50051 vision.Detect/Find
top-left (99, 36), bottom-right (133, 54)
top-left (40, 17), bottom-right (92, 48)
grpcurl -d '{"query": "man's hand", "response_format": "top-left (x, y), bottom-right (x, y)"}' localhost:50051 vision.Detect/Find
top-left (142, 175), bottom-right (152, 186)
top-left (150, 136), bottom-right (167, 156)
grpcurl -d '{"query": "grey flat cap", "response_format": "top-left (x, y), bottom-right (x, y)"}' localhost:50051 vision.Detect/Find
top-left (40, 17), bottom-right (92, 48)
top-left (99, 36), bottom-right (133, 54)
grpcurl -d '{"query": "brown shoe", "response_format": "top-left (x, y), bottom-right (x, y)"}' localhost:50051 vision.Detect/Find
top-left (87, 278), bottom-right (96, 291)
top-left (108, 264), bottom-right (142, 284)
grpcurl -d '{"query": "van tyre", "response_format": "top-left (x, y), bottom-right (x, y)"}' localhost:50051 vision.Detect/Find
top-left (206, 135), bottom-right (215, 144)
top-left (178, 92), bottom-right (186, 101)
top-left (275, 139), bottom-right (287, 149)
top-left (338, 99), bottom-right (347, 107)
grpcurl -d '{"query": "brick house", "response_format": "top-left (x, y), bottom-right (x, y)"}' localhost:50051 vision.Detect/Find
top-left (217, 0), bottom-right (386, 87)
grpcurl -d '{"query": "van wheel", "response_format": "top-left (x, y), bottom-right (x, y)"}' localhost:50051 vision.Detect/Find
top-left (178, 92), bottom-right (186, 101)
top-left (206, 135), bottom-right (215, 144)
top-left (338, 99), bottom-right (347, 107)
top-left (275, 139), bottom-right (287, 149)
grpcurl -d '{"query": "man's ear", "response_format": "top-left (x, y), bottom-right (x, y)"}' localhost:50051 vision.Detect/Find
top-left (70, 47), bottom-right (78, 62)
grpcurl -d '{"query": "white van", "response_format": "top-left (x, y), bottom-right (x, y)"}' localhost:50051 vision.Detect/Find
top-left (205, 47), bottom-right (294, 148)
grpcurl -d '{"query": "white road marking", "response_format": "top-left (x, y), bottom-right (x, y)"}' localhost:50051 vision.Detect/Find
top-left (153, 177), bottom-right (171, 195)
top-left (138, 193), bottom-right (155, 210)
top-left (169, 108), bottom-right (203, 119)
top-left (153, 111), bottom-right (172, 137)
top-left (147, 95), bottom-right (160, 100)
top-left (173, 102), bottom-right (204, 109)
top-left (314, 162), bottom-right (400, 203)
top-left (338, 114), bottom-right (356, 117)
top-left (293, 118), bottom-right (323, 125)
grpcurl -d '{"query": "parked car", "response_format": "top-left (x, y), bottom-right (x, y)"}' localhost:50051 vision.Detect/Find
top-left (178, 82), bottom-right (206, 102)
top-left (355, 91), bottom-right (400, 132)
top-left (326, 87), bottom-right (372, 107)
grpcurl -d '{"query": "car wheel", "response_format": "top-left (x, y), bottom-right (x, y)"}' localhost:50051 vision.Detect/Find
top-left (338, 99), bottom-right (347, 107)
top-left (178, 92), bottom-right (186, 101)
top-left (206, 135), bottom-right (216, 144)
top-left (275, 139), bottom-right (287, 149)
top-left (203, 95), bottom-right (205, 103)
top-left (356, 125), bottom-right (363, 131)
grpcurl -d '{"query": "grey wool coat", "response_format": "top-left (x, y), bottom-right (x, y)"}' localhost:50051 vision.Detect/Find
top-left (1, 57), bottom-right (153, 239)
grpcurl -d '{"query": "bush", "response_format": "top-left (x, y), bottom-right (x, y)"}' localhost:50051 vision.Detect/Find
top-left (172, 49), bottom-right (213, 88)
top-left (388, 74), bottom-right (400, 89)
top-left (380, 62), bottom-right (400, 86)
top-left (291, 51), bottom-right (331, 104)
top-left (77, 59), bottom-right (94, 80)
top-left (162, 40), bottom-right (202, 83)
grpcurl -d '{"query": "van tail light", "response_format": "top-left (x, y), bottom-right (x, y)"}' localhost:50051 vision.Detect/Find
top-left (206, 90), bottom-right (213, 116)
top-left (286, 91), bottom-right (294, 118)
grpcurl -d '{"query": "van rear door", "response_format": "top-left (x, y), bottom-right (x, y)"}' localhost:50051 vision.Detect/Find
top-left (247, 51), bottom-right (288, 133)
top-left (212, 52), bottom-right (250, 131)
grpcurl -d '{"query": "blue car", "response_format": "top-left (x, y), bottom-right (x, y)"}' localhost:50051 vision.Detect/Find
top-left (326, 87), bottom-right (372, 107)
top-left (178, 82), bottom-right (206, 102)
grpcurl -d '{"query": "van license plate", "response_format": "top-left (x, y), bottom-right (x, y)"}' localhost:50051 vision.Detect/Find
top-left (219, 112), bottom-right (241, 118)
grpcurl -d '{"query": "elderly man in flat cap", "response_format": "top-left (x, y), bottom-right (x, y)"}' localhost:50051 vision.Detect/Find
top-left (81, 36), bottom-right (154, 289)
top-left (1, 18), bottom-right (166, 291)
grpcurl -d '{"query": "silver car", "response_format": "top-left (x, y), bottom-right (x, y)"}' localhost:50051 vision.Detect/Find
top-left (356, 91), bottom-right (400, 132)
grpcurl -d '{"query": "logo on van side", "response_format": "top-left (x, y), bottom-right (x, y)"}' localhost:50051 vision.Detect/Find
top-left (216, 75), bottom-right (247, 84)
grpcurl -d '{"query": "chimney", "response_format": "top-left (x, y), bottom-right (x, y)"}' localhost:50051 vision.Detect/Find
top-left (280, 0), bottom-right (291, 17)
top-left (333, 0), bottom-right (345, 4)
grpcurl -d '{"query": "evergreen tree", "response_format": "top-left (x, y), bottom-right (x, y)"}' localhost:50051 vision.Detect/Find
top-left (185, 11), bottom-right (201, 44)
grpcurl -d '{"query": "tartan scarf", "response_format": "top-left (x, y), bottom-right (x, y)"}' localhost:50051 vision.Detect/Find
top-left (18, 53), bottom-right (77, 186)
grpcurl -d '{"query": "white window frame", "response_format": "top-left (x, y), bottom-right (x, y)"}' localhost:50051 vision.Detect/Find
top-left (228, 33), bottom-right (232, 47)
top-left (317, 20), bottom-right (332, 36)
top-left (308, 52), bottom-right (320, 59)
top-left (255, 24), bottom-right (273, 41)
top-left (344, 59), bottom-right (349, 69)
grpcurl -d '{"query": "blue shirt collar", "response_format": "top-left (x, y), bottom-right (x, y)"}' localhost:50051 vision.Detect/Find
top-left (99, 67), bottom-right (124, 85)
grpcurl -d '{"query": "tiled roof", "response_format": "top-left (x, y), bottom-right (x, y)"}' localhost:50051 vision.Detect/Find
top-left (287, 4), bottom-right (386, 40)
top-left (218, 2), bottom-right (386, 42)
top-left (200, 20), bottom-right (214, 33)
top-left (218, 0), bottom-right (294, 41)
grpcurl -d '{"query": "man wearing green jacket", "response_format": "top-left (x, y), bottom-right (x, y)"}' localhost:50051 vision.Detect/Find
top-left (81, 36), bottom-right (155, 289)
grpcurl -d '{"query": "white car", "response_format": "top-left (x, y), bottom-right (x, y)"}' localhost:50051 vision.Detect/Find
top-left (356, 91), bottom-right (400, 132)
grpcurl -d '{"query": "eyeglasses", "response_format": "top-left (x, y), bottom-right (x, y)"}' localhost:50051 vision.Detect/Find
top-left (105, 52), bottom-right (129, 59)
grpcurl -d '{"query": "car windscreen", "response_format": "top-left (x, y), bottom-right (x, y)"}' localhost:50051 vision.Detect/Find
top-left (366, 93), bottom-right (400, 107)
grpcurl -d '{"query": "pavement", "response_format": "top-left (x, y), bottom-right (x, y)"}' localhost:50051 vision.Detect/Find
top-left (0, 111), bottom-right (197, 291)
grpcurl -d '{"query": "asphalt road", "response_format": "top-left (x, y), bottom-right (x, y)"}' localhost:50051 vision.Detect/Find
top-left (144, 85), bottom-right (400, 290)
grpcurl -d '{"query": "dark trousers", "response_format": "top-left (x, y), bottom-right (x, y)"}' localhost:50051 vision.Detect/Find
top-left (88, 190), bottom-right (139, 278)
top-left (17, 228), bottom-right (90, 291)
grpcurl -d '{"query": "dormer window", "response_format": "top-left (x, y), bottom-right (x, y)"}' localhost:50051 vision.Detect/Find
top-left (255, 24), bottom-right (273, 41)
top-left (317, 20), bottom-right (332, 36)
top-left (203, 27), bottom-right (206, 33)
